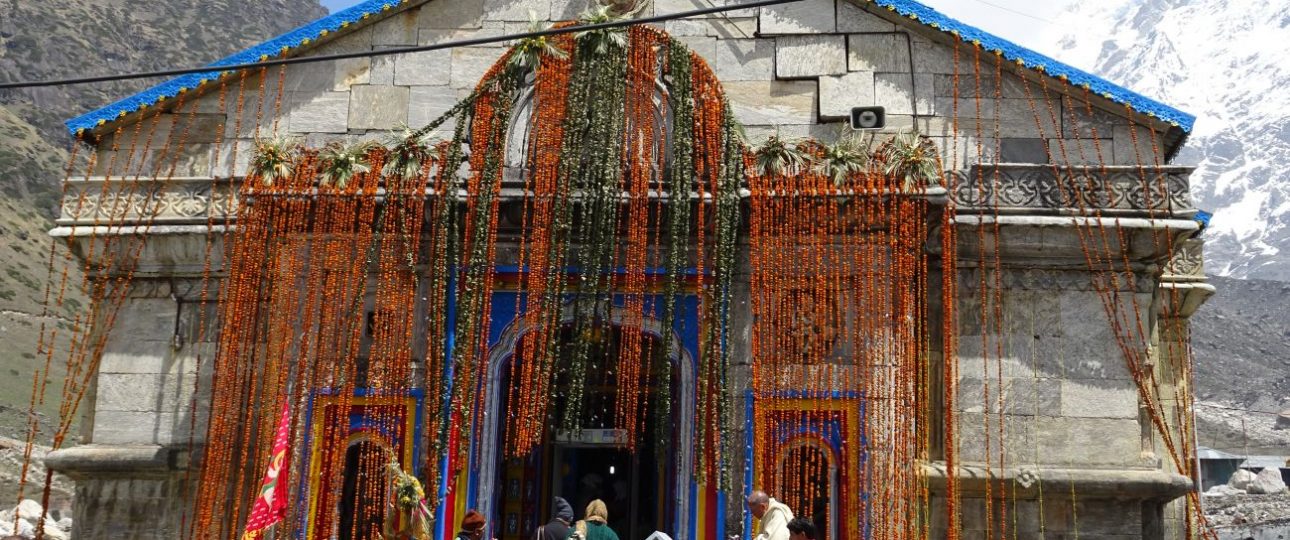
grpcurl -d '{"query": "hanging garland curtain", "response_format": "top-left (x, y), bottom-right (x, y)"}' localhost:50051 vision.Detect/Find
top-left (185, 17), bottom-right (944, 540)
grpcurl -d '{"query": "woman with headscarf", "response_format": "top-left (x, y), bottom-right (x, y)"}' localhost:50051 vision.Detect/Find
top-left (568, 499), bottom-right (619, 540)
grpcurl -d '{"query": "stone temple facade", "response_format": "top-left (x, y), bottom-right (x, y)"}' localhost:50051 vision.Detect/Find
top-left (44, 0), bottom-right (1212, 538)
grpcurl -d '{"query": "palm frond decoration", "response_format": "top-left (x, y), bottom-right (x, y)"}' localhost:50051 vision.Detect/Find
top-left (250, 136), bottom-right (302, 186)
top-left (510, 10), bottom-right (568, 71)
top-left (815, 134), bottom-right (872, 185)
top-left (875, 131), bottom-right (942, 191)
top-left (753, 135), bottom-right (811, 177)
top-left (576, 3), bottom-right (630, 55)
top-left (318, 140), bottom-right (380, 189)
top-left (383, 125), bottom-right (437, 181)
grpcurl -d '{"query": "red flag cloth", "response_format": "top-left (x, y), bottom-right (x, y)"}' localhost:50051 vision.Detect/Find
top-left (242, 400), bottom-right (294, 539)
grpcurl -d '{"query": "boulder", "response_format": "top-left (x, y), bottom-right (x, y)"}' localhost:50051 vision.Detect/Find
top-left (1276, 409), bottom-right (1290, 430)
top-left (41, 521), bottom-right (68, 540)
top-left (1229, 468), bottom-right (1258, 490)
top-left (13, 500), bottom-right (41, 522)
top-left (1246, 467), bottom-right (1287, 494)
top-left (1203, 483), bottom-right (1245, 497)
top-left (14, 519), bottom-right (35, 538)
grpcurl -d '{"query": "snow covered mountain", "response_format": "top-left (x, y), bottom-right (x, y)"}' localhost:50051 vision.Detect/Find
top-left (1041, 0), bottom-right (1290, 280)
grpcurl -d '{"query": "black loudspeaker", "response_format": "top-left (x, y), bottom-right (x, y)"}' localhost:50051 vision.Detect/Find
top-left (849, 106), bottom-right (885, 130)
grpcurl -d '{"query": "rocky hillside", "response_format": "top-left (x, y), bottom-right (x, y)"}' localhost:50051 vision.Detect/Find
top-left (1191, 275), bottom-right (1290, 455)
top-left (0, 0), bottom-right (328, 442)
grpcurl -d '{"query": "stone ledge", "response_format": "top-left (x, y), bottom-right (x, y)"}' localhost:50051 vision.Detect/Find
top-left (44, 445), bottom-right (187, 478)
top-left (1158, 281), bottom-right (1216, 318)
top-left (921, 461), bottom-right (1195, 501)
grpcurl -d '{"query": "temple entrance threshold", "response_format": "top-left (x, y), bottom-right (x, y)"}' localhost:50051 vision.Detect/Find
top-left (484, 319), bottom-right (689, 540)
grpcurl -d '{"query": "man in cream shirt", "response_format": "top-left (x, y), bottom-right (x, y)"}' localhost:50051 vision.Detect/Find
top-left (746, 490), bottom-right (794, 540)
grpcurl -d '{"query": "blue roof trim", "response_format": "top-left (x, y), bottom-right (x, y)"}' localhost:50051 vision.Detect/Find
top-left (65, 0), bottom-right (414, 135)
top-left (872, 0), bottom-right (1195, 131)
top-left (67, 0), bottom-right (1197, 135)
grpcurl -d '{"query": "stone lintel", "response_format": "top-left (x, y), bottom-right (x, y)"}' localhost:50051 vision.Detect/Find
top-left (44, 445), bottom-right (187, 478)
top-left (950, 216), bottom-right (1196, 270)
top-left (921, 462), bottom-right (1195, 501)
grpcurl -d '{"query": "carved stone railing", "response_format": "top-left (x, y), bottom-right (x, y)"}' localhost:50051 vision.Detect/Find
top-left (58, 177), bottom-right (239, 227)
top-left (950, 164), bottom-right (1195, 217)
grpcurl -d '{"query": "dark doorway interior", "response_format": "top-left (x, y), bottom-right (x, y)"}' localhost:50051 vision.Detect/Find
top-left (339, 441), bottom-right (388, 540)
top-left (493, 324), bottom-right (672, 540)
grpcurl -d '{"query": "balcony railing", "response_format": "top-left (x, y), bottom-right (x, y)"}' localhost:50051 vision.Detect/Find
top-left (58, 177), bottom-right (240, 227)
top-left (950, 163), bottom-right (1195, 218)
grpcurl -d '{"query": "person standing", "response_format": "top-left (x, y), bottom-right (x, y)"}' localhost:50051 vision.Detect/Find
top-left (536, 497), bottom-right (574, 540)
top-left (745, 490), bottom-right (794, 540)
top-left (568, 499), bottom-right (619, 540)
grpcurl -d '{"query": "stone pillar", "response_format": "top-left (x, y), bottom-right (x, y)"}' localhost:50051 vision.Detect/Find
top-left (1155, 237), bottom-right (1214, 539)
top-left (932, 162), bottom-right (1203, 537)
top-left (44, 175), bottom-right (229, 539)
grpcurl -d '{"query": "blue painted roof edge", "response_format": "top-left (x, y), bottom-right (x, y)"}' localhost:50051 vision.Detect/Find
top-left (65, 0), bottom-right (416, 135)
top-left (872, 0), bottom-right (1195, 131)
top-left (66, 0), bottom-right (1197, 135)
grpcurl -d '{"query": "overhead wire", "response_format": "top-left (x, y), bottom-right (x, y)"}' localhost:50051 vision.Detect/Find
top-left (0, 0), bottom-right (803, 90)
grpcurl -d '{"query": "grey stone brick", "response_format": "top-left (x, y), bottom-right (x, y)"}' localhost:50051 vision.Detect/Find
top-left (818, 70), bottom-right (874, 118)
top-left (1031, 417), bottom-right (1142, 466)
top-left (724, 80), bottom-right (817, 126)
top-left (999, 138), bottom-right (1049, 163)
top-left (1046, 138), bottom-right (1113, 164)
top-left (655, 0), bottom-right (755, 18)
top-left (288, 91), bottom-right (351, 134)
top-left (836, 1), bottom-right (895, 32)
top-left (408, 86), bottom-right (468, 134)
top-left (418, 0), bottom-right (485, 29)
top-left (550, 0), bottom-right (594, 20)
top-left (1113, 124), bottom-right (1166, 165)
top-left (911, 34), bottom-right (959, 74)
top-left (92, 411), bottom-right (199, 445)
top-left (419, 23), bottom-right (506, 47)
top-left (348, 85), bottom-right (410, 130)
top-left (450, 47), bottom-right (507, 89)
top-left (1061, 379), bottom-right (1139, 419)
top-left (370, 52), bottom-right (397, 86)
top-left (874, 72), bottom-right (934, 115)
top-left (711, 38), bottom-right (774, 81)
top-left (96, 373), bottom-right (194, 414)
top-left (758, 0), bottom-right (835, 34)
top-left (673, 35), bottom-right (717, 63)
top-left (394, 50), bottom-right (453, 86)
top-left (775, 35), bottom-right (847, 78)
top-left (483, 0), bottom-right (551, 21)
top-left (848, 33), bottom-right (911, 73)
top-left (373, 10), bottom-right (421, 46)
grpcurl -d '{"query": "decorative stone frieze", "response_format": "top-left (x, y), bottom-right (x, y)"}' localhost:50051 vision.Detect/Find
top-left (951, 164), bottom-right (1195, 217)
top-left (59, 177), bottom-right (240, 227)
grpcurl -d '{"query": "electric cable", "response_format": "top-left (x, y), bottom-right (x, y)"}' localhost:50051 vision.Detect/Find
top-left (0, 0), bottom-right (803, 90)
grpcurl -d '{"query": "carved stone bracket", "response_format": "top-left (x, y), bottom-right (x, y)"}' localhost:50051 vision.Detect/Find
top-left (1162, 238), bottom-right (1205, 281)
top-left (951, 164), bottom-right (1195, 217)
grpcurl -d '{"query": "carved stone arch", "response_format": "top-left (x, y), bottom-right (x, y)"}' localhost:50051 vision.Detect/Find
top-left (500, 57), bottom-right (676, 190)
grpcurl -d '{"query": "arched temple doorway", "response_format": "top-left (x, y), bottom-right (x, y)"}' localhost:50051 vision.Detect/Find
top-left (337, 438), bottom-right (391, 540)
top-left (478, 304), bottom-right (696, 540)
top-left (774, 439), bottom-right (838, 540)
